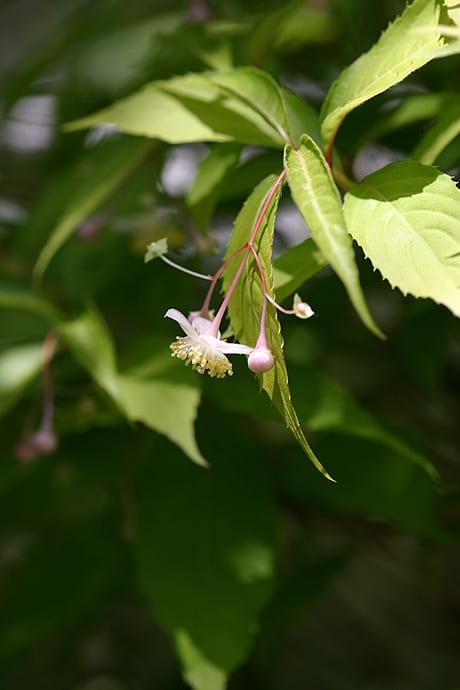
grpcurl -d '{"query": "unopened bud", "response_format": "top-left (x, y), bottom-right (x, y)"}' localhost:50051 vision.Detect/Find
top-left (248, 348), bottom-right (275, 374)
top-left (293, 293), bottom-right (314, 320)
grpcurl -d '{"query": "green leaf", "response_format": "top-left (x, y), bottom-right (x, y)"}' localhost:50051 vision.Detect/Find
top-left (58, 305), bottom-right (121, 405)
top-left (343, 161), bottom-right (460, 318)
top-left (222, 175), bottom-right (332, 479)
top-left (208, 67), bottom-right (294, 146)
top-left (34, 137), bottom-right (149, 278)
top-left (319, 0), bottom-right (445, 146)
top-left (0, 344), bottom-right (44, 418)
top-left (281, 87), bottom-right (322, 148)
top-left (284, 134), bottom-right (383, 338)
top-left (413, 98), bottom-right (460, 164)
top-left (67, 71), bottom-right (285, 148)
top-left (0, 284), bottom-right (59, 322)
top-left (135, 431), bottom-right (277, 690)
top-left (118, 375), bottom-right (206, 467)
top-left (186, 143), bottom-right (242, 233)
top-left (273, 238), bottom-right (327, 302)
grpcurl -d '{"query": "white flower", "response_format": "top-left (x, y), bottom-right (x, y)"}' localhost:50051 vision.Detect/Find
top-left (165, 308), bottom-right (253, 378)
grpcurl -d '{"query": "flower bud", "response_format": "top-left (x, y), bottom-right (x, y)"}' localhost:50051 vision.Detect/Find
top-left (248, 348), bottom-right (275, 374)
top-left (293, 293), bottom-right (314, 319)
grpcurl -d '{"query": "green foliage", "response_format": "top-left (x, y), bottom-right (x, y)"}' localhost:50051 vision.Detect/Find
top-left (1, 1), bottom-right (460, 689)
top-left (344, 161), bottom-right (460, 317)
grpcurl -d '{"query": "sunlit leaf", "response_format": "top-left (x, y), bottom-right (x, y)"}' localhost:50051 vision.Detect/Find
top-left (209, 67), bottom-right (295, 146)
top-left (319, 0), bottom-right (444, 146)
top-left (222, 175), bottom-right (332, 478)
top-left (0, 344), bottom-right (44, 418)
top-left (343, 161), bottom-right (460, 318)
top-left (135, 431), bottom-right (277, 690)
top-left (118, 375), bottom-right (206, 467)
top-left (284, 134), bottom-right (383, 338)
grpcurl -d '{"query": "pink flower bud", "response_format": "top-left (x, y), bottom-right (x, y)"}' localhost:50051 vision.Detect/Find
top-left (248, 348), bottom-right (275, 374)
top-left (31, 429), bottom-right (58, 455)
top-left (293, 294), bottom-right (314, 320)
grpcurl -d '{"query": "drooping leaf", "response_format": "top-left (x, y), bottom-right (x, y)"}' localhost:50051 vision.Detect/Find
top-left (273, 238), bottom-right (327, 303)
top-left (281, 87), bottom-right (322, 148)
top-left (34, 137), bottom-right (150, 278)
top-left (284, 134), bottom-right (383, 338)
top-left (118, 375), bottom-right (206, 467)
top-left (135, 428), bottom-right (277, 690)
top-left (67, 72), bottom-right (285, 148)
top-left (0, 344), bottom-right (44, 418)
top-left (319, 0), bottom-right (445, 146)
top-left (413, 98), bottom-right (460, 164)
top-left (343, 160), bottom-right (460, 318)
top-left (208, 67), bottom-right (295, 146)
top-left (57, 305), bottom-right (121, 406)
top-left (186, 143), bottom-right (242, 233)
top-left (222, 174), bottom-right (332, 478)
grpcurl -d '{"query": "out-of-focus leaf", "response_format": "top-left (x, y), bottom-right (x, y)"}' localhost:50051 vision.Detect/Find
top-left (343, 161), bottom-right (460, 318)
top-left (34, 137), bottom-right (150, 278)
top-left (280, 434), bottom-right (444, 538)
top-left (118, 375), bottom-right (206, 467)
top-left (0, 285), bottom-right (58, 322)
top-left (223, 175), bottom-right (332, 478)
top-left (413, 99), bottom-right (460, 164)
top-left (319, 0), bottom-right (444, 146)
top-left (186, 143), bottom-right (242, 233)
top-left (273, 238), bottom-right (327, 302)
top-left (135, 434), bottom-right (277, 690)
top-left (58, 305), bottom-right (121, 405)
top-left (0, 344), bottom-right (44, 418)
top-left (284, 134), bottom-right (383, 338)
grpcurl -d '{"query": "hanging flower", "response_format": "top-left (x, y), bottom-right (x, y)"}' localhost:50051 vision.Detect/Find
top-left (165, 308), bottom-right (253, 378)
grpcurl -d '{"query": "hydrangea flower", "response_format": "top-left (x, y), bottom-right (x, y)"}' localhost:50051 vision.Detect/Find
top-left (165, 308), bottom-right (253, 378)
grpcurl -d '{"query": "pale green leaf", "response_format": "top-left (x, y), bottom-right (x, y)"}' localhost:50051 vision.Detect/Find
top-left (144, 237), bottom-right (169, 262)
top-left (343, 161), bottom-right (460, 317)
top-left (34, 137), bottom-right (149, 278)
top-left (135, 433), bottom-right (277, 690)
top-left (58, 306), bottom-right (121, 405)
top-left (273, 238), bottom-right (327, 303)
top-left (413, 99), bottom-right (460, 163)
top-left (222, 175), bottom-right (332, 479)
top-left (0, 344), bottom-right (44, 418)
top-left (319, 0), bottom-right (445, 146)
top-left (118, 375), bottom-right (206, 467)
top-left (284, 134), bottom-right (383, 338)
top-left (209, 67), bottom-right (294, 146)
top-left (66, 72), bottom-right (285, 148)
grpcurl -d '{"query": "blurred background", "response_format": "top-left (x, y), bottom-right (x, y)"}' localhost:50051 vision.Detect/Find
top-left (1, 1), bottom-right (460, 689)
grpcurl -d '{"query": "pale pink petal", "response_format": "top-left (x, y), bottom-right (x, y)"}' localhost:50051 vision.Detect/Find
top-left (217, 341), bottom-right (254, 355)
top-left (164, 308), bottom-right (196, 337)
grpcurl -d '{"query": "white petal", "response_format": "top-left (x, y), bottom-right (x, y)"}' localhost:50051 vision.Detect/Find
top-left (191, 315), bottom-right (214, 335)
top-left (217, 341), bottom-right (254, 355)
top-left (164, 308), bottom-right (196, 337)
